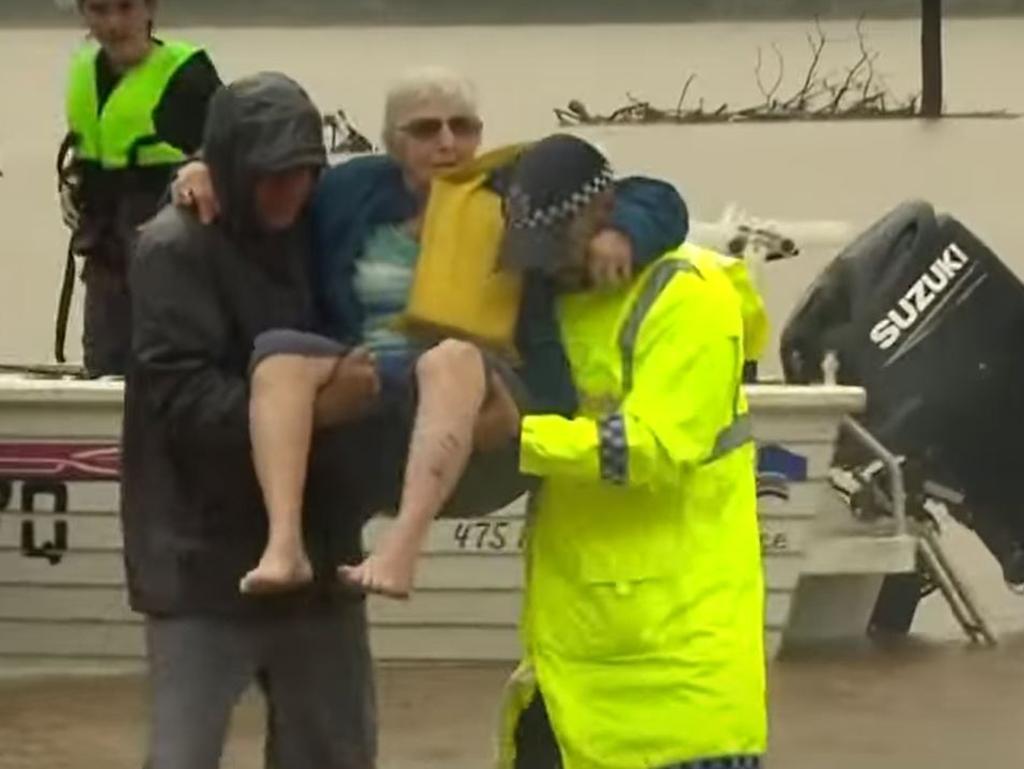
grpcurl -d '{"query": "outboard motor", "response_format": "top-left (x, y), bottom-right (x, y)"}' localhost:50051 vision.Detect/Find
top-left (781, 200), bottom-right (1024, 626)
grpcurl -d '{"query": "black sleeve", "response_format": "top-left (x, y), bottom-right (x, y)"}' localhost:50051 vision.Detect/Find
top-left (153, 51), bottom-right (222, 155)
top-left (130, 223), bottom-right (250, 455)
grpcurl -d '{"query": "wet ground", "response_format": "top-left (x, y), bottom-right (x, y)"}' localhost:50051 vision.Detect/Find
top-left (2, 635), bottom-right (1023, 769)
top-left (2, 496), bottom-right (1022, 768)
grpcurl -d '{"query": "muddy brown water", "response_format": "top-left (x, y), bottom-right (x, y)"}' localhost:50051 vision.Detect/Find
top-left (2, 637), bottom-right (1023, 769)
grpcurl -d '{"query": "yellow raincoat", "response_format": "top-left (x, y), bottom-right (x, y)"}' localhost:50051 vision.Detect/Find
top-left (500, 242), bottom-right (769, 769)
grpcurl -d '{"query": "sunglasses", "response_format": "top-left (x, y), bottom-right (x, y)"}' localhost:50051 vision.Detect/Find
top-left (399, 116), bottom-right (483, 140)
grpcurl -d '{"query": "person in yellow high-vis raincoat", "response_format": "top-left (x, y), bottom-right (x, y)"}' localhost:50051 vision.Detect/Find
top-left (494, 134), bottom-right (769, 769)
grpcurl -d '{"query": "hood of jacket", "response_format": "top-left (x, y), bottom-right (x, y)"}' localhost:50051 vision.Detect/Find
top-left (202, 71), bottom-right (326, 235)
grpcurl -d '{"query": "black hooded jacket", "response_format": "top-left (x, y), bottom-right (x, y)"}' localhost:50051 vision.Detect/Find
top-left (121, 73), bottom-right (359, 615)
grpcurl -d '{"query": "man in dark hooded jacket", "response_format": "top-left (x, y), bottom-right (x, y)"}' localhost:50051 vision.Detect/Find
top-left (122, 72), bottom-right (378, 769)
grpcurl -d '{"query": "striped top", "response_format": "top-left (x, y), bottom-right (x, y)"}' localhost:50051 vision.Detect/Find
top-left (352, 223), bottom-right (422, 357)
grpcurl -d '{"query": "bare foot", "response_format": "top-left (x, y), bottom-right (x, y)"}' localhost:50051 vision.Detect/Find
top-left (337, 535), bottom-right (418, 600)
top-left (239, 548), bottom-right (313, 594)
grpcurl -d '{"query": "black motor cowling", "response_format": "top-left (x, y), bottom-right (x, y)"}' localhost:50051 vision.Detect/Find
top-left (781, 200), bottom-right (1024, 581)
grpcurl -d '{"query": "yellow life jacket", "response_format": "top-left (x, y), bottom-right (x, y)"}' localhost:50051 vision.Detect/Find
top-left (397, 144), bottom-right (527, 359)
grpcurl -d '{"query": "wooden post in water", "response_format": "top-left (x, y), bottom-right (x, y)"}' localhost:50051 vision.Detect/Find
top-left (921, 0), bottom-right (944, 118)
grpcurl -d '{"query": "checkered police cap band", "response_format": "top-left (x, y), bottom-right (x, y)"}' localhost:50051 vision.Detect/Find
top-left (501, 134), bottom-right (615, 234)
top-left (505, 165), bottom-right (614, 231)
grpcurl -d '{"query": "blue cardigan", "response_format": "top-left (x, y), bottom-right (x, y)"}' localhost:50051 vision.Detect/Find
top-left (310, 154), bottom-right (689, 416)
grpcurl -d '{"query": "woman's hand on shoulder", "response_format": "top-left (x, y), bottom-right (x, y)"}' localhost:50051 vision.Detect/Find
top-left (172, 161), bottom-right (220, 225)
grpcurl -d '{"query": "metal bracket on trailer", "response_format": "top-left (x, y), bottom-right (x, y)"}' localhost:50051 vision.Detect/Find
top-left (840, 416), bottom-right (998, 647)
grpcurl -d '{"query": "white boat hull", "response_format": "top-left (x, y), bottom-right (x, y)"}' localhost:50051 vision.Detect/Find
top-left (0, 376), bottom-right (868, 670)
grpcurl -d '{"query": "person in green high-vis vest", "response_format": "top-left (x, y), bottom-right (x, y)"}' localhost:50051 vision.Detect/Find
top-left (62, 0), bottom-right (220, 376)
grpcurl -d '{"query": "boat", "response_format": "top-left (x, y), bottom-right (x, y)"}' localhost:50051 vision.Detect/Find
top-left (0, 209), bottom-right (927, 672)
top-left (0, 373), bottom-right (900, 671)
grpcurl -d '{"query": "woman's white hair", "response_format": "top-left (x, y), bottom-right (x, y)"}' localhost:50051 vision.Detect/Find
top-left (382, 65), bottom-right (479, 151)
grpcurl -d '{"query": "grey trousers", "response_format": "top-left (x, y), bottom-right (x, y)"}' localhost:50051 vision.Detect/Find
top-left (144, 604), bottom-right (376, 769)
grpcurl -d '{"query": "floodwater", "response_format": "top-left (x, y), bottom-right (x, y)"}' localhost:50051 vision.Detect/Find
top-left (1, 16), bottom-right (1023, 767)
top-left (2, 641), bottom-right (1023, 768)
top-left (2, 18), bottom-right (1024, 375)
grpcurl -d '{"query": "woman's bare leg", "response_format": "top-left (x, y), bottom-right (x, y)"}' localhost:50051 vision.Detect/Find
top-left (241, 349), bottom-right (377, 594)
top-left (338, 340), bottom-right (491, 598)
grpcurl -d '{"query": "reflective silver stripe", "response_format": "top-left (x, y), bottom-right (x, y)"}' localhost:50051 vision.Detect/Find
top-left (599, 412), bottom-right (628, 484)
top-left (618, 258), bottom-right (701, 394)
top-left (658, 755), bottom-right (762, 769)
top-left (705, 412), bottom-right (753, 465)
top-left (703, 337), bottom-right (754, 464)
top-left (616, 256), bottom-right (752, 470)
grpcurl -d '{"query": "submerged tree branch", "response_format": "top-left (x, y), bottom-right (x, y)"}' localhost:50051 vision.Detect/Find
top-left (553, 17), bottom-right (1016, 126)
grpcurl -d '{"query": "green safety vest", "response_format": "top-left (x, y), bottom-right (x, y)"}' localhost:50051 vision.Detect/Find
top-left (500, 243), bottom-right (769, 769)
top-left (65, 40), bottom-right (201, 169)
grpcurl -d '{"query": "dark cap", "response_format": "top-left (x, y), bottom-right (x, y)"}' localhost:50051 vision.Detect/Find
top-left (499, 134), bottom-right (614, 273)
